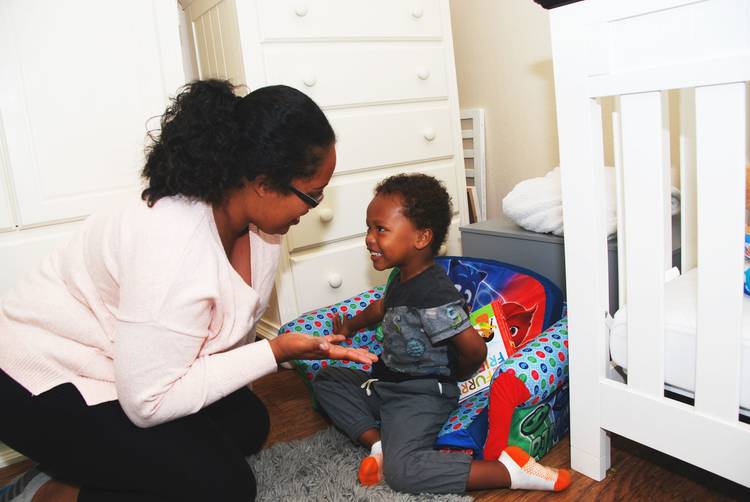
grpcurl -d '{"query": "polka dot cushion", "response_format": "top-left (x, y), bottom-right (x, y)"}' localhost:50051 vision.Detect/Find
top-left (435, 313), bottom-right (569, 457)
top-left (438, 387), bottom-right (490, 437)
top-left (496, 315), bottom-right (569, 408)
top-left (279, 286), bottom-right (386, 383)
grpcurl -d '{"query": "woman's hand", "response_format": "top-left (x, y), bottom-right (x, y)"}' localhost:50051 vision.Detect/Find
top-left (269, 333), bottom-right (378, 365)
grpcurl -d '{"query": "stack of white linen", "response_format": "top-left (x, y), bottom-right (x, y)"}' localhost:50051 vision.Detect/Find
top-left (502, 166), bottom-right (680, 236)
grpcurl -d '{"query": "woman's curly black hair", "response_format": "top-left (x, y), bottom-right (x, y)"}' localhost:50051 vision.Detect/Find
top-left (374, 173), bottom-right (453, 255)
top-left (141, 79), bottom-right (335, 206)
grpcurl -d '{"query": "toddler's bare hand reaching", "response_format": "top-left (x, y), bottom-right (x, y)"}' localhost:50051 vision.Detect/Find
top-left (332, 314), bottom-right (353, 338)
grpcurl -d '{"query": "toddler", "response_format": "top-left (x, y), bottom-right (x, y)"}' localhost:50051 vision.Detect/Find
top-left (312, 173), bottom-right (571, 494)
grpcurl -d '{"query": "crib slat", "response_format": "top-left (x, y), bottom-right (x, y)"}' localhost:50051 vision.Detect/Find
top-left (620, 91), bottom-right (667, 398)
top-left (612, 103), bottom-right (627, 309)
top-left (660, 96), bottom-right (673, 273)
top-left (694, 83), bottom-right (745, 421)
top-left (679, 88), bottom-right (698, 272)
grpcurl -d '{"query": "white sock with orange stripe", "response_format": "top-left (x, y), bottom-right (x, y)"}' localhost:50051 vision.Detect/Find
top-left (498, 446), bottom-right (571, 491)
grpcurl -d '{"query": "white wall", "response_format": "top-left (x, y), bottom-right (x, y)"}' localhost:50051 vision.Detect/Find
top-left (449, 0), bottom-right (559, 219)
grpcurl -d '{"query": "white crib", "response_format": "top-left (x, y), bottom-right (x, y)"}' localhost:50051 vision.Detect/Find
top-left (549, 0), bottom-right (750, 487)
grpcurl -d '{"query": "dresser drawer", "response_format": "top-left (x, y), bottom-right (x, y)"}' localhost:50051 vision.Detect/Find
top-left (263, 45), bottom-right (448, 108)
top-left (286, 162), bottom-right (461, 252)
top-left (257, 0), bottom-right (442, 41)
top-left (329, 103), bottom-right (455, 175)
top-left (289, 243), bottom-right (391, 313)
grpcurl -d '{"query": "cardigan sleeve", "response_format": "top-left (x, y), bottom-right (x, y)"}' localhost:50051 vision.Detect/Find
top-left (114, 321), bottom-right (277, 428)
top-left (113, 210), bottom-right (278, 428)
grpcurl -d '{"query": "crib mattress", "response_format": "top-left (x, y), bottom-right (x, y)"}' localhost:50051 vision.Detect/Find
top-left (609, 268), bottom-right (750, 413)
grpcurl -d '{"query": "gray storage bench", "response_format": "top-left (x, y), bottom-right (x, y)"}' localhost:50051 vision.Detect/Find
top-left (460, 213), bottom-right (681, 313)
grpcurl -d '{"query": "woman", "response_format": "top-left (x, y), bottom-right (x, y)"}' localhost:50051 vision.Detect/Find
top-left (0, 80), bottom-right (376, 501)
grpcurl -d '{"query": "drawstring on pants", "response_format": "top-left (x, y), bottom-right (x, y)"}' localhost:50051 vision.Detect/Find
top-left (360, 378), bottom-right (379, 396)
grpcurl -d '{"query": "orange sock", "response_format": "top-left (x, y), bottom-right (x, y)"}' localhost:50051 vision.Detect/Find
top-left (358, 453), bottom-right (383, 486)
top-left (358, 440), bottom-right (383, 486)
top-left (499, 446), bottom-right (571, 491)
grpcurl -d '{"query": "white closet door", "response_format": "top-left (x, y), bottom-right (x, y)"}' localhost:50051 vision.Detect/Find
top-left (0, 1), bottom-right (184, 226)
top-left (0, 115), bottom-right (14, 232)
top-left (0, 181), bottom-right (13, 232)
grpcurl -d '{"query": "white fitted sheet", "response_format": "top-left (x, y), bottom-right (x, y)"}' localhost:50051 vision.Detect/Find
top-left (609, 268), bottom-right (750, 413)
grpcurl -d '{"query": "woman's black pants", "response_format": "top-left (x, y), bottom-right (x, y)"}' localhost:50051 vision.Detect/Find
top-left (0, 368), bottom-right (269, 501)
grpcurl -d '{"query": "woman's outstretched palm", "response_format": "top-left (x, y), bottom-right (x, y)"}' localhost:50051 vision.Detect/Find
top-left (271, 333), bottom-right (377, 364)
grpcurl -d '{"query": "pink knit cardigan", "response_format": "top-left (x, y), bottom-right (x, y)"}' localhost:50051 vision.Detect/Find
top-left (0, 197), bottom-right (280, 427)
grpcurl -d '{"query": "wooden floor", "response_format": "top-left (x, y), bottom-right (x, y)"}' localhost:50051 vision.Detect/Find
top-left (2, 369), bottom-right (749, 501)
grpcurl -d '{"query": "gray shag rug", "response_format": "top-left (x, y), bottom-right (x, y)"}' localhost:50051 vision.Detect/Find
top-left (247, 427), bottom-right (474, 501)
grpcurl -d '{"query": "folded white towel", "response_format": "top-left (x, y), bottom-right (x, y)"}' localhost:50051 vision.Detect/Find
top-left (502, 167), bottom-right (564, 235)
top-left (502, 166), bottom-right (681, 236)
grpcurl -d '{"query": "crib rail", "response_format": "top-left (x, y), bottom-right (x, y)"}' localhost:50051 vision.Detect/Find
top-left (679, 89), bottom-right (697, 272)
top-left (694, 83), bottom-right (746, 419)
top-left (619, 91), bottom-right (669, 398)
top-left (551, 0), bottom-right (750, 487)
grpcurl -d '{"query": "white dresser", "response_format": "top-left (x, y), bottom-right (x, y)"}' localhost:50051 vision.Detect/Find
top-left (181, 0), bottom-right (469, 337)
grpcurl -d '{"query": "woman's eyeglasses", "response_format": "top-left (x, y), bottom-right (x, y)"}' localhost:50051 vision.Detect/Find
top-left (288, 185), bottom-right (324, 208)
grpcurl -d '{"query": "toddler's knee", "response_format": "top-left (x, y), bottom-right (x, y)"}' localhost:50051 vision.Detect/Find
top-left (312, 365), bottom-right (339, 382)
top-left (383, 459), bottom-right (420, 494)
top-left (311, 366), bottom-right (345, 395)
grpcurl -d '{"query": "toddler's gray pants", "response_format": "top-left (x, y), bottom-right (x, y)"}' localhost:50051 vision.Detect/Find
top-left (312, 366), bottom-right (472, 494)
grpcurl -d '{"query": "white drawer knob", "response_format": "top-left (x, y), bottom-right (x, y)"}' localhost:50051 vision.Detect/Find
top-left (328, 273), bottom-right (343, 289)
top-left (294, 5), bottom-right (308, 17)
top-left (411, 7), bottom-right (424, 19)
top-left (438, 244), bottom-right (448, 256)
top-left (303, 74), bottom-right (317, 87)
top-left (318, 207), bottom-right (334, 223)
top-left (422, 128), bottom-right (436, 142)
top-left (416, 67), bottom-right (430, 80)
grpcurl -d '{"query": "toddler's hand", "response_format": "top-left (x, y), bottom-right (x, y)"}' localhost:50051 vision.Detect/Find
top-left (332, 314), bottom-right (352, 337)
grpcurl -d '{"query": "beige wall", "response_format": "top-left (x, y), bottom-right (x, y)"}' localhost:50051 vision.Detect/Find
top-left (449, 0), bottom-right (686, 219)
top-left (450, 0), bottom-right (559, 219)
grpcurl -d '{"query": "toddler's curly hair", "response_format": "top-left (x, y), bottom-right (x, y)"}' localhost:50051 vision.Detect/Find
top-left (374, 173), bottom-right (453, 255)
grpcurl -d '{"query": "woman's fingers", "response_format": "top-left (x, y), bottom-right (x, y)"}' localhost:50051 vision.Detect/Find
top-left (322, 334), bottom-right (346, 344)
top-left (317, 335), bottom-right (377, 363)
top-left (327, 344), bottom-right (378, 363)
top-left (271, 333), bottom-right (376, 364)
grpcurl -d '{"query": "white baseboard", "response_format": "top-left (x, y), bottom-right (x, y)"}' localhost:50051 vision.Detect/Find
top-left (0, 442), bottom-right (26, 468)
top-left (256, 317), bottom-right (280, 340)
